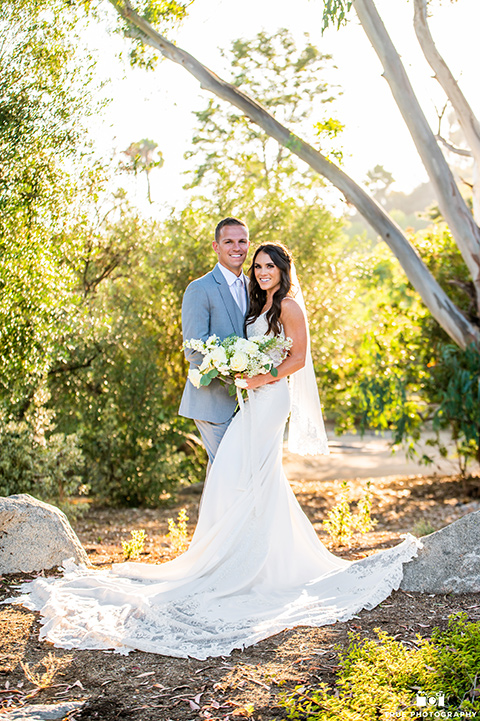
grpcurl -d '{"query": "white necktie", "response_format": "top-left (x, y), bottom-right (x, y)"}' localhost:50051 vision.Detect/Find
top-left (233, 277), bottom-right (246, 314)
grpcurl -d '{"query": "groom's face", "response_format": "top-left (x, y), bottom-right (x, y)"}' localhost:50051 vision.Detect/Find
top-left (213, 225), bottom-right (250, 276)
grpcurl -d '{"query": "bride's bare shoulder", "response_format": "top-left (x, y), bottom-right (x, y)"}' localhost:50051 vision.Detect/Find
top-left (280, 296), bottom-right (303, 320)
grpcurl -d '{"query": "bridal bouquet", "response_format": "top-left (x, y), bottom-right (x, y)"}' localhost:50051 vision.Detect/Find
top-left (183, 334), bottom-right (292, 395)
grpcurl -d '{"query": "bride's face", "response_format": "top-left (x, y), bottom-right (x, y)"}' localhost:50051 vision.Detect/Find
top-left (254, 251), bottom-right (281, 294)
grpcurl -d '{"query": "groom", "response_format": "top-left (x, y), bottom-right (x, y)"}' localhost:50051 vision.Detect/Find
top-left (179, 217), bottom-right (250, 466)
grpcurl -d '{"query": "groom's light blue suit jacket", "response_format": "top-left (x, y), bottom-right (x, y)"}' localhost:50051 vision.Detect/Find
top-left (179, 264), bottom-right (249, 423)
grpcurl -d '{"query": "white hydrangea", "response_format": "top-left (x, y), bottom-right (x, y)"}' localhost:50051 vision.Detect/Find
top-left (205, 334), bottom-right (219, 349)
top-left (184, 338), bottom-right (205, 353)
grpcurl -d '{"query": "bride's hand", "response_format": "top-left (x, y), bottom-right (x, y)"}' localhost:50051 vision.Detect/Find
top-left (235, 373), bottom-right (272, 390)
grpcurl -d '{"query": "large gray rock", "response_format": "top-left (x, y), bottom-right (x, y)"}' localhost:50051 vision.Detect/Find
top-left (401, 510), bottom-right (480, 593)
top-left (0, 494), bottom-right (88, 574)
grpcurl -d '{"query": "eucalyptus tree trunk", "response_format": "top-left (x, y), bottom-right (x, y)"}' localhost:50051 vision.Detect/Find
top-left (413, 0), bottom-right (480, 225)
top-left (352, 0), bottom-right (480, 315)
top-left (107, 0), bottom-right (480, 349)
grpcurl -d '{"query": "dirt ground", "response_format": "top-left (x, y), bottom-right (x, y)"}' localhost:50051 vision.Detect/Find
top-left (1, 471), bottom-right (480, 720)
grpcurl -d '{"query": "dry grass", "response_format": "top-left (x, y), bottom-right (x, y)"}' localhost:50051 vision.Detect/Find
top-left (20, 652), bottom-right (72, 689)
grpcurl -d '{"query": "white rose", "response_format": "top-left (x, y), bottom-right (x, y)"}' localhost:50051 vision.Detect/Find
top-left (234, 338), bottom-right (256, 355)
top-left (235, 378), bottom-right (248, 389)
top-left (188, 368), bottom-right (202, 388)
top-left (210, 346), bottom-right (228, 368)
top-left (243, 340), bottom-right (258, 356)
top-left (234, 338), bottom-right (250, 352)
top-left (230, 350), bottom-right (249, 372)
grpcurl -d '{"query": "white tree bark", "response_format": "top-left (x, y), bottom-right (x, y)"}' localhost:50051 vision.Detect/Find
top-left (106, 0), bottom-right (479, 349)
top-left (352, 0), bottom-right (480, 314)
top-left (413, 0), bottom-right (480, 225)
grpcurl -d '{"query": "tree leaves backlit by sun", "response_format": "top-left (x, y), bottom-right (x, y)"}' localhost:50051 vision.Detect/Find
top-left (108, 0), bottom-right (193, 68)
top-left (321, 0), bottom-right (354, 31)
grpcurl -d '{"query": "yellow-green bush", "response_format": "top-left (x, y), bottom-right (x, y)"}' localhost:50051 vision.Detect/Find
top-left (280, 614), bottom-right (480, 720)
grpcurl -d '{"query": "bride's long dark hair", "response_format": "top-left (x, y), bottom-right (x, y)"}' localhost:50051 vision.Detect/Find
top-left (245, 243), bottom-right (293, 336)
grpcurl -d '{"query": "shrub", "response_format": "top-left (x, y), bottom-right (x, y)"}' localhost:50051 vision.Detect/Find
top-left (323, 481), bottom-right (376, 545)
top-left (166, 508), bottom-right (189, 554)
top-left (122, 529), bottom-right (146, 560)
top-left (280, 614), bottom-right (480, 719)
top-left (0, 419), bottom-right (84, 506)
top-left (430, 343), bottom-right (480, 475)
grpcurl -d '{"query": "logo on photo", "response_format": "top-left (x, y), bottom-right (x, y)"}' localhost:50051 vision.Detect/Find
top-left (415, 691), bottom-right (445, 708)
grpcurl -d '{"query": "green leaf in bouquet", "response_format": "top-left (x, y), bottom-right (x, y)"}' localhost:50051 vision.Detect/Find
top-left (200, 375), bottom-right (212, 386)
top-left (228, 383), bottom-right (237, 396)
top-left (207, 368), bottom-right (219, 379)
top-left (271, 367), bottom-right (278, 377)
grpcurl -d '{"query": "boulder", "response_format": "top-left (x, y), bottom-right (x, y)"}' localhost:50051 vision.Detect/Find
top-left (0, 494), bottom-right (88, 574)
top-left (401, 510), bottom-right (480, 593)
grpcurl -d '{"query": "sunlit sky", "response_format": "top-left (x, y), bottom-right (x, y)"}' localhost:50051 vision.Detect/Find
top-left (87, 0), bottom-right (480, 215)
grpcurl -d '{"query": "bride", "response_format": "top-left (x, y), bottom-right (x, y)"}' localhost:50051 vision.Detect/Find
top-left (17, 243), bottom-right (419, 659)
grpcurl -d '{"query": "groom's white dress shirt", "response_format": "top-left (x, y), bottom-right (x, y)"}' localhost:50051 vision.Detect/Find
top-left (217, 263), bottom-right (247, 314)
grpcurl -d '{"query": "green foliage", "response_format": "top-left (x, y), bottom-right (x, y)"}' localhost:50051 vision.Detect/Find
top-left (166, 508), bottom-right (189, 553)
top-left (0, 388), bottom-right (84, 507)
top-left (122, 529), bottom-right (146, 559)
top-left (322, 482), bottom-right (353, 545)
top-left (323, 481), bottom-right (376, 545)
top-left (411, 519), bottom-right (436, 537)
top-left (110, 0), bottom-right (191, 69)
top-left (280, 614), bottom-right (480, 719)
top-left (314, 226), bottom-right (480, 475)
top-left (185, 29), bottom-right (339, 196)
top-left (313, 118), bottom-right (345, 163)
top-left (321, 0), bottom-right (354, 32)
top-left (354, 482), bottom-right (376, 534)
top-left (431, 343), bottom-right (480, 471)
top-left (0, 0), bottom-right (206, 507)
top-left (49, 208), bottom-right (209, 506)
top-left (0, 0), bottom-right (97, 413)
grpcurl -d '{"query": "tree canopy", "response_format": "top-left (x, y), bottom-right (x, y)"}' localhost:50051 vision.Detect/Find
top-left (102, 0), bottom-right (480, 350)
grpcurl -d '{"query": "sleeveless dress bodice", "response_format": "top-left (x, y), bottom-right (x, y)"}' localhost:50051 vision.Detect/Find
top-left (246, 311), bottom-right (285, 367)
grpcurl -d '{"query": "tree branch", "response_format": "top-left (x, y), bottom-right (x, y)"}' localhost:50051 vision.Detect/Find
top-left (352, 0), bottom-right (480, 311)
top-left (48, 350), bottom-right (101, 377)
top-left (106, 0), bottom-right (479, 348)
top-left (435, 134), bottom-right (472, 158)
top-left (413, 0), bottom-right (480, 225)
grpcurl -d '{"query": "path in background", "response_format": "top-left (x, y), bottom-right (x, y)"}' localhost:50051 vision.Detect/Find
top-left (284, 430), bottom-right (459, 482)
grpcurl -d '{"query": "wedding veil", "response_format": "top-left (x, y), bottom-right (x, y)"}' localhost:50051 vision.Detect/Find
top-left (287, 264), bottom-right (329, 456)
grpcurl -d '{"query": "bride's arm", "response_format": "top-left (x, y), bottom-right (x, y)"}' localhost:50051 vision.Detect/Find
top-left (241, 298), bottom-right (307, 390)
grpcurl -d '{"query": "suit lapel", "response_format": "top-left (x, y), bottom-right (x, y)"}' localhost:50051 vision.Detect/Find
top-left (213, 265), bottom-right (247, 337)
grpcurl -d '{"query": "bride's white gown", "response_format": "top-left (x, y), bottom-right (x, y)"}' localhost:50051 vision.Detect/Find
top-left (17, 315), bottom-right (419, 659)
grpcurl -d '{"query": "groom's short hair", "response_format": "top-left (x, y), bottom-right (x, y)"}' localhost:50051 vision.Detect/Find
top-left (214, 217), bottom-right (249, 242)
